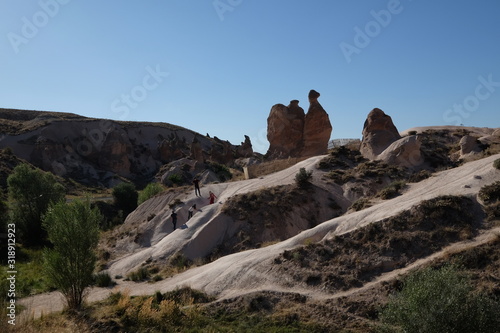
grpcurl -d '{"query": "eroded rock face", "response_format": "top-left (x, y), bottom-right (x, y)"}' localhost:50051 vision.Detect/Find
top-left (459, 135), bottom-right (481, 156)
top-left (266, 91), bottom-right (332, 158)
top-left (266, 100), bottom-right (305, 158)
top-left (302, 90), bottom-right (333, 157)
top-left (360, 108), bottom-right (401, 160)
top-left (99, 129), bottom-right (132, 177)
top-left (377, 135), bottom-right (423, 168)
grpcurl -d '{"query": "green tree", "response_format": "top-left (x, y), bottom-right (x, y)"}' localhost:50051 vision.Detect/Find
top-left (112, 182), bottom-right (138, 216)
top-left (8, 164), bottom-right (65, 246)
top-left (380, 264), bottom-right (500, 333)
top-left (295, 167), bottom-right (313, 189)
top-left (138, 182), bottom-right (164, 205)
top-left (42, 199), bottom-right (101, 309)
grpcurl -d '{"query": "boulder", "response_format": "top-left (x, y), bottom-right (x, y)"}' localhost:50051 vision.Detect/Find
top-left (377, 135), bottom-right (423, 168)
top-left (360, 108), bottom-right (401, 160)
top-left (302, 90), bottom-right (332, 157)
top-left (266, 100), bottom-right (305, 158)
top-left (459, 135), bottom-right (481, 156)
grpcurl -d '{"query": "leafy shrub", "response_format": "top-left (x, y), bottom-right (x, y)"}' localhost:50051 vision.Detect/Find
top-left (138, 182), bottom-right (164, 205)
top-left (478, 181), bottom-right (500, 204)
top-left (207, 161), bottom-right (232, 182)
top-left (94, 272), bottom-right (114, 287)
top-left (494, 158), bottom-right (500, 170)
top-left (167, 173), bottom-right (183, 185)
top-left (379, 265), bottom-right (500, 333)
top-left (43, 199), bottom-right (101, 309)
top-left (112, 182), bottom-right (138, 216)
top-left (295, 167), bottom-right (312, 188)
top-left (8, 163), bottom-right (65, 246)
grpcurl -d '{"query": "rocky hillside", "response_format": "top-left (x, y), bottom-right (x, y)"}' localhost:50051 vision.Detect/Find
top-left (0, 108), bottom-right (254, 188)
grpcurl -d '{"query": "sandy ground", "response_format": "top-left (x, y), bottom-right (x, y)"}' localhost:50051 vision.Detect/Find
top-left (18, 152), bottom-right (500, 321)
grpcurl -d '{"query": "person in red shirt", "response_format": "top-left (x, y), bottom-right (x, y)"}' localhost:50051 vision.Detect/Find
top-left (208, 191), bottom-right (217, 204)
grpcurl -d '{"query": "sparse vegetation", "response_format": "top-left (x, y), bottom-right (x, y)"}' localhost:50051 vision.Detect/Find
top-left (93, 272), bottom-right (115, 287)
top-left (350, 197), bottom-right (371, 211)
top-left (137, 182), bottom-right (164, 205)
top-left (276, 196), bottom-right (477, 292)
top-left (126, 267), bottom-right (151, 282)
top-left (112, 182), bottom-right (138, 216)
top-left (494, 158), bottom-right (500, 170)
top-left (380, 265), bottom-right (500, 333)
top-left (295, 167), bottom-right (312, 188)
top-left (377, 180), bottom-right (406, 199)
top-left (479, 181), bottom-right (500, 204)
top-left (207, 161), bottom-right (233, 181)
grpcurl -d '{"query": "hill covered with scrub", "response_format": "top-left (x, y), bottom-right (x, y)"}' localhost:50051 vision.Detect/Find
top-left (2, 108), bottom-right (500, 332)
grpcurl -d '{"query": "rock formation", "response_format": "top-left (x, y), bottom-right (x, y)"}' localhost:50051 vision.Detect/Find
top-left (377, 135), bottom-right (423, 168)
top-left (266, 91), bottom-right (332, 158)
top-left (459, 135), bottom-right (481, 156)
top-left (266, 100), bottom-right (305, 158)
top-left (360, 108), bottom-right (401, 160)
top-left (302, 90), bottom-right (333, 157)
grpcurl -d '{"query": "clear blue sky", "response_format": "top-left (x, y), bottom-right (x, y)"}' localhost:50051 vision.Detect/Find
top-left (1, 0), bottom-right (499, 153)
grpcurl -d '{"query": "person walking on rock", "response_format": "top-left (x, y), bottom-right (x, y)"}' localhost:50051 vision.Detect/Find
top-left (187, 204), bottom-right (196, 220)
top-left (171, 210), bottom-right (178, 230)
top-left (193, 177), bottom-right (201, 196)
top-left (208, 191), bottom-right (217, 204)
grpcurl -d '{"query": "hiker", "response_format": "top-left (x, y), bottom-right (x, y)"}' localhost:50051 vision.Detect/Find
top-left (208, 191), bottom-right (217, 204)
top-left (192, 177), bottom-right (201, 196)
top-left (187, 204), bottom-right (196, 220)
top-left (171, 210), bottom-right (178, 230)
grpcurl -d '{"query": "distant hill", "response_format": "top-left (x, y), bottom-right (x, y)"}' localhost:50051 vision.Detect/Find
top-left (0, 108), bottom-right (254, 189)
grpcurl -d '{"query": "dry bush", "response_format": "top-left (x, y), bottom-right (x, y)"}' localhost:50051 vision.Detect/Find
top-left (274, 196), bottom-right (479, 293)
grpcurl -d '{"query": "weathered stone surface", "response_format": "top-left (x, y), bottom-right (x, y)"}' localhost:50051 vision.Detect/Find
top-left (266, 100), bottom-right (305, 158)
top-left (360, 108), bottom-right (401, 160)
top-left (377, 135), bottom-right (423, 168)
top-left (459, 135), bottom-right (481, 157)
top-left (99, 129), bottom-right (132, 177)
top-left (237, 135), bottom-right (253, 158)
top-left (266, 91), bottom-right (332, 158)
top-left (190, 136), bottom-right (205, 163)
top-left (302, 90), bottom-right (332, 157)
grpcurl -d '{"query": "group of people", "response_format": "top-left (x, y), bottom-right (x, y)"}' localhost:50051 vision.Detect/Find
top-left (169, 203), bottom-right (197, 231)
top-left (169, 177), bottom-right (218, 231)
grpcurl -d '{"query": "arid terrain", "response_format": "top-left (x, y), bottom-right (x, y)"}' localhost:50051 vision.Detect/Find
top-left (1, 109), bottom-right (499, 332)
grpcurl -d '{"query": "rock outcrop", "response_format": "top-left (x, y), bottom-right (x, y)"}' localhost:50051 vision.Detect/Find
top-left (266, 100), bottom-right (305, 158)
top-left (266, 90), bottom-right (332, 158)
top-left (360, 108), bottom-right (401, 160)
top-left (302, 90), bottom-right (333, 157)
